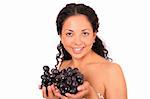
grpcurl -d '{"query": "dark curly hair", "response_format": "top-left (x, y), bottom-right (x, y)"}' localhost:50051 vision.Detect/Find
top-left (55, 3), bottom-right (111, 67)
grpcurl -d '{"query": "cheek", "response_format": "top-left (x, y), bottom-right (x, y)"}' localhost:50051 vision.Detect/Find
top-left (83, 38), bottom-right (94, 46)
top-left (61, 38), bottom-right (73, 47)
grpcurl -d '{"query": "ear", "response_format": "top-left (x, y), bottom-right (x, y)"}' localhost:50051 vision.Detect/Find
top-left (92, 32), bottom-right (97, 43)
top-left (93, 32), bottom-right (97, 40)
top-left (59, 35), bottom-right (63, 43)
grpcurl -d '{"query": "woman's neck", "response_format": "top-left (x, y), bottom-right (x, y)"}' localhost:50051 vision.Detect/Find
top-left (70, 50), bottom-right (96, 68)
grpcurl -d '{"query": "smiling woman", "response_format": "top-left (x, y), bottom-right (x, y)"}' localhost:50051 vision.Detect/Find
top-left (60, 14), bottom-right (96, 59)
top-left (40, 3), bottom-right (127, 99)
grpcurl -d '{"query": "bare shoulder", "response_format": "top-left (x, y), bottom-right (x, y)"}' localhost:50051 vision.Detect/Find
top-left (103, 62), bottom-right (127, 98)
top-left (87, 60), bottom-right (121, 74)
top-left (85, 60), bottom-right (126, 95)
top-left (103, 62), bottom-right (125, 81)
top-left (87, 61), bottom-right (125, 83)
top-left (99, 62), bottom-right (126, 84)
top-left (104, 62), bottom-right (123, 75)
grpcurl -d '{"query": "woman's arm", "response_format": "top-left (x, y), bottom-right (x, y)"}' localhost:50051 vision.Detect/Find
top-left (105, 63), bottom-right (127, 99)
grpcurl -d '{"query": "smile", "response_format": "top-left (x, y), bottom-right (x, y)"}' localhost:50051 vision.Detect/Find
top-left (72, 47), bottom-right (84, 54)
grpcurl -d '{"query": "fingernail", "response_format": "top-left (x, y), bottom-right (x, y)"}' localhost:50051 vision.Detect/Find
top-left (47, 86), bottom-right (51, 90)
top-left (65, 93), bottom-right (69, 96)
top-left (56, 89), bottom-right (59, 92)
top-left (77, 86), bottom-right (81, 91)
top-left (38, 85), bottom-right (42, 89)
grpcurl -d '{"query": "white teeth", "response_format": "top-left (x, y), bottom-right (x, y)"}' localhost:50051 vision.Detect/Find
top-left (74, 48), bottom-right (82, 51)
top-left (72, 47), bottom-right (84, 54)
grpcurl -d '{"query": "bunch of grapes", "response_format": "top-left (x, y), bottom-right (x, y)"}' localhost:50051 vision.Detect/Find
top-left (40, 66), bottom-right (84, 96)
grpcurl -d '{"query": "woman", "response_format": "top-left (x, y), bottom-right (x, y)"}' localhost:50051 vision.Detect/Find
top-left (40, 3), bottom-right (127, 99)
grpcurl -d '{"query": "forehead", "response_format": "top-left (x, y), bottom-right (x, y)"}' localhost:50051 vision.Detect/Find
top-left (62, 14), bottom-right (93, 30)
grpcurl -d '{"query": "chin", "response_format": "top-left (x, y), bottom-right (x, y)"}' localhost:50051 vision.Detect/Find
top-left (71, 53), bottom-right (85, 59)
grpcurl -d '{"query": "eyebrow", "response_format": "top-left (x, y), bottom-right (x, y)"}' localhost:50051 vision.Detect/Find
top-left (64, 29), bottom-right (74, 32)
top-left (81, 29), bottom-right (90, 31)
top-left (64, 29), bottom-right (90, 32)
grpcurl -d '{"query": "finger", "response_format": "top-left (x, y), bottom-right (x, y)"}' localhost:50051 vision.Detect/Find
top-left (65, 89), bottom-right (88, 99)
top-left (54, 92), bottom-right (68, 99)
top-left (47, 86), bottom-right (54, 98)
top-left (38, 85), bottom-right (42, 89)
top-left (77, 85), bottom-right (86, 91)
top-left (42, 86), bottom-right (47, 98)
top-left (60, 95), bottom-right (69, 99)
top-left (77, 89), bottom-right (88, 97)
top-left (66, 81), bottom-right (90, 98)
top-left (51, 85), bottom-right (59, 93)
top-left (51, 85), bottom-right (62, 97)
top-left (51, 85), bottom-right (68, 99)
top-left (77, 81), bottom-right (89, 91)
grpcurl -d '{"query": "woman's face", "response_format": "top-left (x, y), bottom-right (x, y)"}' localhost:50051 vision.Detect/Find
top-left (60, 14), bottom-right (96, 59)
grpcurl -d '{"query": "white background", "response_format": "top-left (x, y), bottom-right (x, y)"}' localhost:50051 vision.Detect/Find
top-left (0, 0), bottom-right (149, 99)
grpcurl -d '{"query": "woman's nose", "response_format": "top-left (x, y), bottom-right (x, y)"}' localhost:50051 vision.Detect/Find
top-left (74, 36), bottom-right (82, 45)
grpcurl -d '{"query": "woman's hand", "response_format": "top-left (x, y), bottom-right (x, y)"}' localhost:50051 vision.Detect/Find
top-left (39, 81), bottom-right (98, 99)
top-left (54, 81), bottom-right (99, 99)
top-left (39, 84), bottom-right (60, 99)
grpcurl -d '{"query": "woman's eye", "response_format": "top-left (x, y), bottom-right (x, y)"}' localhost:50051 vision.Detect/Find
top-left (66, 32), bottom-right (73, 37)
top-left (82, 32), bottom-right (89, 36)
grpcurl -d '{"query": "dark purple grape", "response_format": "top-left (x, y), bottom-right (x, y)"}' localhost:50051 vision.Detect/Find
top-left (49, 74), bottom-right (56, 78)
top-left (73, 68), bottom-right (79, 71)
top-left (60, 69), bottom-right (66, 74)
top-left (77, 78), bottom-right (84, 84)
top-left (67, 67), bottom-right (72, 72)
top-left (72, 81), bottom-right (78, 87)
top-left (59, 83), bottom-right (65, 88)
top-left (71, 76), bottom-right (76, 81)
top-left (52, 69), bottom-right (59, 74)
top-left (40, 66), bottom-right (84, 96)
top-left (73, 68), bottom-right (79, 74)
top-left (60, 88), bottom-right (66, 96)
top-left (64, 85), bottom-right (71, 92)
top-left (55, 75), bottom-right (61, 82)
top-left (42, 79), bottom-right (48, 86)
top-left (47, 77), bottom-right (52, 82)
top-left (66, 77), bottom-right (72, 85)
top-left (47, 82), bottom-right (53, 86)
top-left (69, 87), bottom-right (77, 94)
top-left (43, 66), bottom-right (49, 72)
top-left (60, 74), bottom-right (66, 80)
top-left (67, 71), bottom-right (73, 76)
top-left (44, 71), bottom-right (50, 76)
top-left (76, 74), bottom-right (84, 79)
top-left (41, 75), bottom-right (46, 80)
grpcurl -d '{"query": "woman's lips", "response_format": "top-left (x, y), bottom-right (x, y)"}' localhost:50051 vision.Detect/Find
top-left (72, 47), bottom-right (84, 54)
